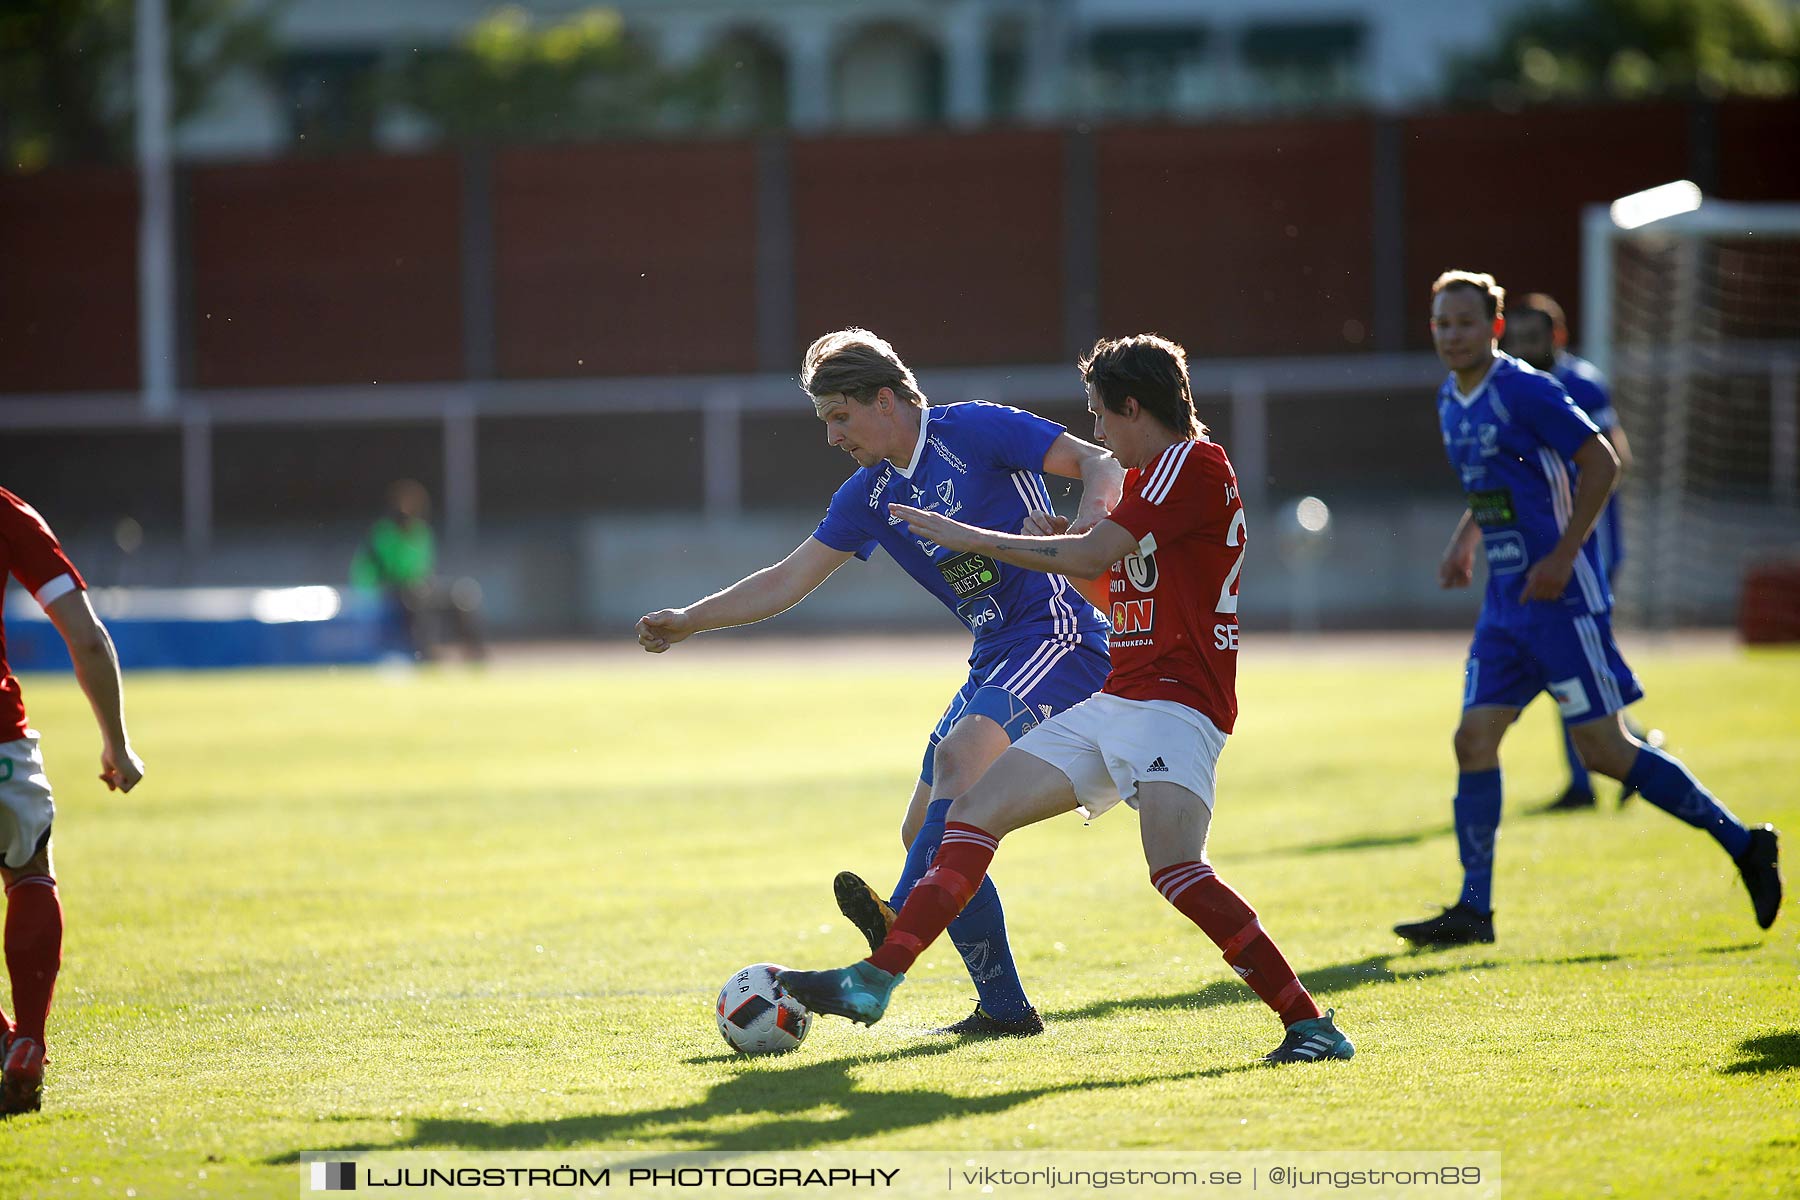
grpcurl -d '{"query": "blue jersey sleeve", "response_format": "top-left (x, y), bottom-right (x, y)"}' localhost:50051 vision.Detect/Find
top-left (813, 472), bottom-right (880, 560)
top-left (1515, 378), bottom-right (1601, 461)
top-left (957, 401), bottom-right (1067, 474)
top-left (1561, 370), bottom-right (1617, 431)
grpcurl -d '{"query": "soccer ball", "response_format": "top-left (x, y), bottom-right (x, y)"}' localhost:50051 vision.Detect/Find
top-left (716, 963), bottom-right (811, 1056)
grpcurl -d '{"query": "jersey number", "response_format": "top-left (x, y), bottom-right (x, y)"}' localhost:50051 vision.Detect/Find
top-left (1216, 509), bottom-right (1246, 614)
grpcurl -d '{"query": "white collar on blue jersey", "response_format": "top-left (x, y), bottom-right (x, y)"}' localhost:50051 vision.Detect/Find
top-left (893, 408), bottom-right (932, 478)
top-left (1449, 353), bottom-right (1505, 407)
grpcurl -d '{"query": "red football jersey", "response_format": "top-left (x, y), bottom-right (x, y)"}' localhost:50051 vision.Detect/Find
top-left (0, 488), bottom-right (86, 742)
top-left (1098, 439), bottom-right (1245, 733)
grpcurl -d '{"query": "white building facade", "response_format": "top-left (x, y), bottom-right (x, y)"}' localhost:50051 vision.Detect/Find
top-left (181, 0), bottom-right (1533, 157)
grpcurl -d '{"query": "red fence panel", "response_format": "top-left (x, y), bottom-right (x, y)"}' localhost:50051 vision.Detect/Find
top-left (1096, 118), bottom-right (1376, 359)
top-left (791, 131), bottom-right (1066, 371)
top-left (494, 140), bottom-right (759, 378)
top-left (0, 167), bottom-right (139, 393)
top-left (1400, 103), bottom-right (1690, 349)
top-left (188, 154), bottom-right (464, 387)
top-left (1716, 99), bottom-right (1800, 201)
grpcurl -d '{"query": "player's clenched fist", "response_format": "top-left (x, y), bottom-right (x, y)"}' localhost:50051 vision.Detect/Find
top-left (100, 744), bottom-right (145, 792)
top-left (1019, 512), bottom-right (1071, 537)
top-left (636, 608), bottom-right (695, 653)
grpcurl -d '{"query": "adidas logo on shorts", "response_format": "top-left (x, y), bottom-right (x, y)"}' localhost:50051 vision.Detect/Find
top-left (1146, 757), bottom-right (1169, 773)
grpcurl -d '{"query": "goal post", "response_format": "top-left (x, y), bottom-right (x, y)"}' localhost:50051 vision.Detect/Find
top-left (1581, 187), bottom-right (1800, 630)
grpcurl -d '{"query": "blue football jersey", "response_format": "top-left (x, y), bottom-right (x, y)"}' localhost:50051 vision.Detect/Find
top-left (1437, 353), bottom-right (1610, 623)
top-left (1553, 352), bottom-right (1625, 575)
top-left (813, 401), bottom-right (1109, 653)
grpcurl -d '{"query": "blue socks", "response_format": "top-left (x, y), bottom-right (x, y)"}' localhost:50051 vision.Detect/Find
top-left (890, 797), bottom-right (1032, 1019)
top-left (1626, 745), bottom-right (1752, 859)
top-left (1454, 769), bottom-right (1504, 914)
top-left (1561, 722), bottom-right (1592, 795)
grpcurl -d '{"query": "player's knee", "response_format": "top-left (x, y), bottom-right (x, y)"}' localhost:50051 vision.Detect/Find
top-left (1569, 721), bottom-right (1635, 779)
top-left (1452, 722), bottom-right (1496, 767)
top-left (1, 847), bottom-right (52, 887)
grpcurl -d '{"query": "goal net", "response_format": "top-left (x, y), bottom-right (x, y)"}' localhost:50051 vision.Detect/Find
top-left (1582, 189), bottom-right (1800, 629)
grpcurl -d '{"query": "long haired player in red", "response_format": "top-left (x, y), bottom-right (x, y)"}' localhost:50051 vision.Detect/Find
top-left (0, 488), bottom-right (145, 1114)
top-left (779, 336), bottom-right (1353, 1064)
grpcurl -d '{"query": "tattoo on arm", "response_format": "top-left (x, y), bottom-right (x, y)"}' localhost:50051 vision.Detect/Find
top-left (1027, 546), bottom-right (1059, 558)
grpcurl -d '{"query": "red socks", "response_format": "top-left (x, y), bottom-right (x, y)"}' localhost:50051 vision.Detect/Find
top-left (5, 875), bottom-right (62, 1044)
top-left (868, 822), bottom-right (997, 977)
top-left (1151, 861), bottom-right (1321, 1027)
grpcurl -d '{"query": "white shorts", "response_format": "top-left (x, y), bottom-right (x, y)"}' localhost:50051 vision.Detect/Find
top-left (0, 735), bottom-right (55, 870)
top-left (1013, 692), bottom-right (1227, 819)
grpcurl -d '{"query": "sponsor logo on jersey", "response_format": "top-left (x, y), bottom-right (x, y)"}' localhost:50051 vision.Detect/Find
top-left (1123, 548), bottom-right (1158, 592)
top-left (959, 594), bottom-right (1004, 632)
top-left (1467, 488), bottom-right (1518, 528)
top-left (929, 436), bottom-right (968, 474)
top-left (1111, 597), bottom-right (1154, 635)
top-left (938, 550), bottom-right (1002, 600)
top-left (1145, 756), bottom-right (1169, 774)
top-left (867, 465), bottom-right (892, 508)
top-left (1483, 532), bottom-right (1528, 575)
top-left (910, 484), bottom-right (928, 505)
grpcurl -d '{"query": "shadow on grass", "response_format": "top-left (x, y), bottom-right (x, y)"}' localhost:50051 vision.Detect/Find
top-left (270, 1040), bottom-right (1261, 1158)
top-left (1044, 950), bottom-right (1499, 1024)
top-left (1238, 825), bottom-right (1455, 861)
top-left (1721, 1031), bottom-right (1800, 1075)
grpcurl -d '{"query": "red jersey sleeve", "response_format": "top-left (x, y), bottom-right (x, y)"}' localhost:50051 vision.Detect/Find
top-left (1105, 440), bottom-right (1235, 550)
top-left (0, 488), bottom-right (85, 605)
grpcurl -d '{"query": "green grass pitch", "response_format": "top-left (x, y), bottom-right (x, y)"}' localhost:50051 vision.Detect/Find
top-left (1, 639), bottom-right (1795, 1198)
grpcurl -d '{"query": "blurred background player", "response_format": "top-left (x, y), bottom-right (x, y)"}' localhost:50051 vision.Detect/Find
top-left (1502, 292), bottom-right (1662, 812)
top-left (1394, 272), bottom-right (1782, 947)
top-left (779, 334), bottom-right (1354, 1065)
top-left (637, 328), bottom-right (1122, 1035)
top-left (0, 487), bottom-right (145, 1115)
top-left (351, 479), bottom-right (486, 663)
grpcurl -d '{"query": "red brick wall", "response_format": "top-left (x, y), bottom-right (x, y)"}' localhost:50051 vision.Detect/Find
top-left (1097, 118), bottom-right (1377, 357)
top-left (0, 167), bottom-right (139, 391)
top-left (791, 130), bottom-right (1066, 368)
top-left (187, 153), bottom-right (464, 387)
top-left (494, 140), bottom-right (759, 377)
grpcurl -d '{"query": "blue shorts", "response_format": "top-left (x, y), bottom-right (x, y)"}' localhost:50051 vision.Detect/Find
top-left (921, 639), bottom-right (1110, 786)
top-left (1463, 610), bottom-right (1644, 725)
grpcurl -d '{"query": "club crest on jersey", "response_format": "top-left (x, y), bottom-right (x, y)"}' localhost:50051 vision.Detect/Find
top-left (1111, 597), bottom-right (1154, 635)
top-left (937, 479), bottom-right (956, 507)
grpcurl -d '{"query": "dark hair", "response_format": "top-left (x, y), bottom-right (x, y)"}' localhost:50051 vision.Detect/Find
top-left (800, 328), bottom-right (924, 409)
top-left (1078, 334), bottom-right (1204, 439)
top-left (1515, 292), bottom-right (1566, 334)
top-left (1431, 270), bottom-right (1505, 320)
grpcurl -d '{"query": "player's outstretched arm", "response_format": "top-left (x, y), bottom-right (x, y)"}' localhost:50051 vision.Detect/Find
top-left (1438, 510), bottom-right (1479, 589)
top-left (890, 503), bottom-right (1135, 580)
top-left (1041, 434), bottom-right (1125, 534)
top-left (635, 537), bottom-right (853, 653)
top-left (43, 589), bottom-right (144, 793)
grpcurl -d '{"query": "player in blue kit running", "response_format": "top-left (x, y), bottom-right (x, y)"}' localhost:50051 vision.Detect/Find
top-left (1503, 293), bottom-right (1661, 812)
top-left (637, 328), bottom-right (1122, 1032)
top-left (1393, 272), bottom-right (1782, 946)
